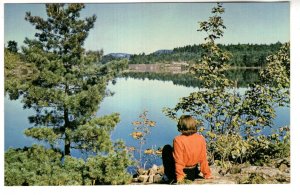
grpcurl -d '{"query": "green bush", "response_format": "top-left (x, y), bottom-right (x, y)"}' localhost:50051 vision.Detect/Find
top-left (206, 126), bottom-right (290, 167)
top-left (5, 145), bottom-right (62, 185)
top-left (247, 126), bottom-right (290, 165)
top-left (207, 134), bottom-right (251, 165)
top-left (5, 143), bottom-right (133, 186)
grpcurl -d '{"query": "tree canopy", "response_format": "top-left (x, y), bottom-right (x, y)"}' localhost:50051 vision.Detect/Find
top-left (5, 3), bottom-right (132, 185)
top-left (7, 40), bottom-right (18, 53)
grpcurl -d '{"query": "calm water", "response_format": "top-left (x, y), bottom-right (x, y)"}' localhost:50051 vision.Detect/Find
top-left (4, 77), bottom-right (290, 166)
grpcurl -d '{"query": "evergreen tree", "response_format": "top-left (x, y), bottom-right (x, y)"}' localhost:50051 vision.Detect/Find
top-left (7, 40), bottom-right (18, 53)
top-left (5, 4), bottom-right (132, 185)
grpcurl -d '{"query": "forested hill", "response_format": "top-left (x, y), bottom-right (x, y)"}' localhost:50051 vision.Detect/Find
top-left (129, 42), bottom-right (285, 67)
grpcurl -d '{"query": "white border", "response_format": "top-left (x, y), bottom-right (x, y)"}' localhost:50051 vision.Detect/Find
top-left (290, 0), bottom-right (300, 187)
top-left (0, 0), bottom-right (5, 191)
top-left (1, 0), bottom-right (299, 195)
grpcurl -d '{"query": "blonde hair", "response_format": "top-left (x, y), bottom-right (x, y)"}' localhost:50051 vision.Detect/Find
top-left (177, 115), bottom-right (198, 136)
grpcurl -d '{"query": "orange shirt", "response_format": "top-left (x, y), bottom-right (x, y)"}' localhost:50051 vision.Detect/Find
top-left (173, 133), bottom-right (212, 181)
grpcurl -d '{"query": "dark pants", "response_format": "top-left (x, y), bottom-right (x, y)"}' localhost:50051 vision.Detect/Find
top-left (162, 144), bottom-right (200, 183)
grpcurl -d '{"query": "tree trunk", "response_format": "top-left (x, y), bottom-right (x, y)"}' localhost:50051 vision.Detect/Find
top-left (64, 134), bottom-right (71, 156)
top-left (64, 85), bottom-right (71, 156)
top-left (64, 108), bottom-right (71, 156)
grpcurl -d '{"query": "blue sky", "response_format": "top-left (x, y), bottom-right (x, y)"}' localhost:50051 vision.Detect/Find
top-left (4, 2), bottom-right (289, 54)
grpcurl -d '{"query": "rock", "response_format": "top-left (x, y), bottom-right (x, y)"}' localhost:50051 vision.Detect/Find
top-left (256, 167), bottom-right (281, 178)
top-left (138, 175), bottom-right (149, 183)
top-left (152, 164), bottom-right (158, 171)
top-left (285, 158), bottom-right (291, 167)
top-left (210, 165), bottom-right (221, 176)
top-left (219, 168), bottom-right (229, 176)
top-left (148, 174), bottom-right (154, 183)
top-left (138, 168), bottom-right (147, 175)
top-left (157, 166), bottom-right (164, 175)
top-left (153, 174), bottom-right (163, 183)
top-left (133, 164), bottom-right (290, 184)
top-left (132, 178), bottom-right (139, 182)
top-left (241, 166), bottom-right (258, 174)
top-left (236, 173), bottom-right (251, 184)
top-left (276, 159), bottom-right (284, 165)
top-left (275, 158), bottom-right (290, 168)
top-left (229, 166), bottom-right (242, 174)
top-left (275, 172), bottom-right (290, 183)
top-left (236, 166), bottom-right (290, 184)
top-left (149, 164), bottom-right (158, 175)
top-left (194, 177), bottom-right (237, 184)
top-left (279, 163), bottom-right (289, 173)
top-left (149, 169), bottom-right (156, 175)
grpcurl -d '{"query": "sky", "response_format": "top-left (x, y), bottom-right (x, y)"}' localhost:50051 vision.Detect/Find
top-left (4, 2), bottom-right (290, 55)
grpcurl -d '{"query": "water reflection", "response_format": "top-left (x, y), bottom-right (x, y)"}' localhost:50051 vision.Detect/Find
top-left (4, 77), bottom-right (290, 166)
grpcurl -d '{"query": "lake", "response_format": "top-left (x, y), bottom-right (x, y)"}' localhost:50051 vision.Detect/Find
top-left (4, 77), bottom-right (290, 167)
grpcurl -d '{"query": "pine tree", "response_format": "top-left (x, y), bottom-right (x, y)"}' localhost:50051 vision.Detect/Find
top-left (5, 4), bottom-right (132, 185)
top-left (12, 3), bottom-right (127, 155)
top-left (7, 40), bottom-right (18, 53)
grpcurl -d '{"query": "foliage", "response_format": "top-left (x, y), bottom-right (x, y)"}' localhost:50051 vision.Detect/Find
top-left (4, 49), bottom-right (39, 99)
top-left (207, 134), bottom-right (251, 165)
top-left (7, 40), bottom-right (18, 53)
top-left (206, 126), bottom-right (290, 167)
top-left (176, 178), bottom-right (193, 185)
top-left (164, 3), bottom-right (289, 135)
top-left (163, 3), bottom-right (237, 135)
top-left (5, 3), bottom-right (128, 154)
top-left (101, 53), bottom-right (130, 64)
top-left (163, 3), bottom-right (290, 167)
top-left (128, 43), bottom-right (283, 68)
top-left (246, 126), bottom-right (290, 165)
top-left (237, 42), bottom-right (290, 137)
top-left (24, 127), bottom-right (61, 146)
top-left (5, 145), bottom-right (63, 186)
top-left (85, 49), bottom-right (104, 64)
top-left (129, 110), bottom-right (157, 169)
top-left (4, 3), bottom-right (132, 185)
top-left (5, 144), bottom-right (133, 185)
top-left (260, 42), bottom-right (290, 107)
top-left (84, 141), bottom-right (133, 185)
top-left (71, 113), bottom-right (120, 154)
top-left (191, 3), bottom-right (231, 89)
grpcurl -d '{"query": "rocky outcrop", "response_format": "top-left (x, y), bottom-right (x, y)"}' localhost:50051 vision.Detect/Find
top-left (131, 159), bottom-right (290, 184)
top-left (132, 165), bottom-right (165, 184)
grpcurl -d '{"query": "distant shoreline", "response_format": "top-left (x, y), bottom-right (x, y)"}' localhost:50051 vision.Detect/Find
top-left (127, 63), bottom-right (262, 74)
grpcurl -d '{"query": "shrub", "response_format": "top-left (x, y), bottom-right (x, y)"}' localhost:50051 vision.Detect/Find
top-left (5, 142), bottom-right (133, 186)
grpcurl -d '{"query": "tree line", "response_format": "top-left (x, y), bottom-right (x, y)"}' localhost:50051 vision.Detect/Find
top-left (129, 42), bottom-right (284, 67)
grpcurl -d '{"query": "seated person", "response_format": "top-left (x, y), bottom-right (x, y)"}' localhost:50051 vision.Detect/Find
top-left (162, 115), bottom-right (212, 183)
